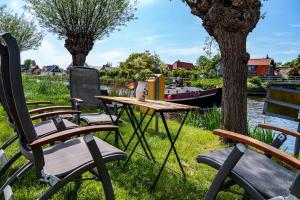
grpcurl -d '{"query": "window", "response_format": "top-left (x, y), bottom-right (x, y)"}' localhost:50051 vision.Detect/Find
top-left (248, 65), bottom-right (256, 71)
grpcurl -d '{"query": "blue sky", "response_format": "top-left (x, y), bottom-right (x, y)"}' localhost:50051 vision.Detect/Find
top-left (2, 0), bottom-right (300, 68)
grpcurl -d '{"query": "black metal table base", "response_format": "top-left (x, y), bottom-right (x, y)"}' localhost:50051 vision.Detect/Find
top-left (150, 111), bottom-right (189, 190)
top-left (101, 101), bottom-right (154, 160)
top-left (100, 99), bottom-right (190, 191)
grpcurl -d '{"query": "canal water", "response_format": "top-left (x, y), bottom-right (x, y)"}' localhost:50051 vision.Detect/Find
top-left (247, 97), bottom-right (298, 152)
top-left (102, 82), bottom-right (299, 152)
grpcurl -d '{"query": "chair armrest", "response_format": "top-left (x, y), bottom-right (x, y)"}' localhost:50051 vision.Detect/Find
top-left (213, 129), bottom-right (300, 169)
top-left (26, 101), bottom-right (53, 106)
top-left (29, 106), bottom-right (73, 115)
top-left (258, 124), bottom-right (300, 139)
top-left (30, 125), bottom-right (118, 148)
top-left (31, 110), bottom-right (81, 121)
top-left (70, 98), bottom-right (84, 103)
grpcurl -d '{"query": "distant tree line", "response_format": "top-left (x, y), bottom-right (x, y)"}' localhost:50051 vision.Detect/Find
top-left (283, 55), bottom-right (300, 67)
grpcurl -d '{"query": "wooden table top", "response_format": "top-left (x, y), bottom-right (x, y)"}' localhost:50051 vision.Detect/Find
top-left (96, 96), bottom-right (200, 112)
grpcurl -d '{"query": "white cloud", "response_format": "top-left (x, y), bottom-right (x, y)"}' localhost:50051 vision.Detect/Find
top-left (21, 39), bottom-right (71, 69)
top-left (10, 0), bottom-right (20, 12)
top-left (95, 37), bottom-right (111, 45)
top-left (9, 0), bottom-right (34, 20)
top-left (158, 46), bottom-right (207, 56)
top-left (22, 41), bottom-right (132, 68)
top-left (138, 34), bottom-right (162, 42)
top-left (87, 49), bottom-right (131, 67)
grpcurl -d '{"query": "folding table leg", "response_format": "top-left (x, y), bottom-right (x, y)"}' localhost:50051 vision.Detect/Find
top-left (123, 111), bottom-right (156, 168)
top-left (123, 106), bottom-right (153, 160)
top-left (123, 105), bottom-right (149, 151)
top-left (150, 111), bottom-right (189, 191)
top-left (101, 100), bottom-right (126, 148)
top-left (128, 106), bottom-right (155, 161)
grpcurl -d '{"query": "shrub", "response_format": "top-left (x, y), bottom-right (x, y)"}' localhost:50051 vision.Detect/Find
top-left (189, 78), bottom-right (223, 89)
top-left (248, 76), bottom-right (261, 85)
top-left (247, 76), bottom-right (267, 92)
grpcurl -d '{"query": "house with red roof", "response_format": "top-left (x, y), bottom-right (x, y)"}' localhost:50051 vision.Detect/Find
top-left (168, 60), bottom-right (195, 71)
top-left (247, 58), bottom-right (274, 76)
top-left (28, 66), bottom-right (41, 75)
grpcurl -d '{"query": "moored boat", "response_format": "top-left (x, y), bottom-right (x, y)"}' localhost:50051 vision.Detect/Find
top-left (164, 85), bottom-right (222, 108)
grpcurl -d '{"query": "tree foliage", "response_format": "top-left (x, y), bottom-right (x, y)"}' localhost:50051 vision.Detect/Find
top-left (287, 67), bottom-right (300, 76)
top-left (203, 36), bottom-right (220, 58)
top-left (24, 59), bottom-right (36, 67)
top-left (196, 55), bottom-right (221, 78)
top-left (24, 0), bottom-right (137, 66)
top-left (119, 51), bottom-right (167, 80)
top-left (196, 55), bottom-right (210, 69)
top-left (284, 55), bottom-right (300, 67)
top-left (0, 5), bottom-right (43, 51)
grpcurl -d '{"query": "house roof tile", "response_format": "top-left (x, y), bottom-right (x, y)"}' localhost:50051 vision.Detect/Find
top-left (248, 58), bottom-right (272, 66)
top-left (175, 60), bottom-right (195, 70)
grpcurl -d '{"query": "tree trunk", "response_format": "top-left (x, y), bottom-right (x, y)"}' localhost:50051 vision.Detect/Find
top-left (184, 0), bottom-right (261, 137)
top-left (218, 31), bottom-right (249, 135)
top-left (72, 53), bottom-right (87, 67)
top-left (65, 34), bottom-right (94, 66)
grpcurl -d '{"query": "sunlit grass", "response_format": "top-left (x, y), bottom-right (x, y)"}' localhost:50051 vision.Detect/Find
top-left (0, 76), bottom-right (241, 200)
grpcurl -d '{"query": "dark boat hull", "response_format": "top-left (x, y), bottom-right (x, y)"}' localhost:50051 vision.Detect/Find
top-left (165, 88), bottom-right (222, 108)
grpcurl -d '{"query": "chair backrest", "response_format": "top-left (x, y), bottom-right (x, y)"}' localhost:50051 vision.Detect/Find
top-left (0, 44), bottom-right (11, 113)
top-left (0, 33), bottom-right (38, 150)
top-left (263, 85), bottom-right (300, 122)
top-left (0, 43), bottom-right (16, 128)
top-left (69, 67), bottom-right (103, 109)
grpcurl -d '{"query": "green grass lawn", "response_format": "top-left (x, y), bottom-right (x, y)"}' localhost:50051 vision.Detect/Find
top-left (0, 76), bottom-right (240, 199)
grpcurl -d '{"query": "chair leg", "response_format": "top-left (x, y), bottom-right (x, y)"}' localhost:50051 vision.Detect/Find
top-left (290, 172), bottom-right (300, 198)
top-left (0, 161), bottom-right (33, 194)
top-left (84, 134), bottom-right (115, 200)
top-left (0, 134), bottom-right (18, 150)
top-left (205, 144), bottom-right (246, 200)
top-left (0, 152), bottom-right (22, 178)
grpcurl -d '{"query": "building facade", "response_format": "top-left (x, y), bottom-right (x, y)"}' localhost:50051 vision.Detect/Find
top-left (168, 60), bottom-right (195, 71)
top-left (247, 58), bottom-right (274, 76)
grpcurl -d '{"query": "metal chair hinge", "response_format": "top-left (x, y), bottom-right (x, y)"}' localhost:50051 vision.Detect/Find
top-left (0, 149), bottom-right (8, 165)
top-left (40, 170), bottom-right (60, 186)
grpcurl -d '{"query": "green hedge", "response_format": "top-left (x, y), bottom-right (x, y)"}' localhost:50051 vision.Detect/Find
top-left (189, 78), bottom-right (222, 89)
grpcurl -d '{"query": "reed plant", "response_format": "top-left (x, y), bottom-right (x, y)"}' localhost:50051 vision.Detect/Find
top-left (185, 107), bottom-right (221, 131)
top-left (249, 126), bottom-right (274, 145)
top-left (200, 107), bottom-right (221, 131)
